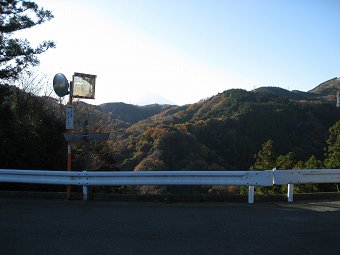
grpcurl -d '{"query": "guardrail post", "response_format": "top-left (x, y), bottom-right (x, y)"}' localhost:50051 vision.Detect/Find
top-left (82, 171), bottom-right (88, 201)
top-left (82, 185), bottom-right (88, 201)
top-left (248, 186), bottom-right (254, 204)
top-left (287, 184), bottom-right (294, 202)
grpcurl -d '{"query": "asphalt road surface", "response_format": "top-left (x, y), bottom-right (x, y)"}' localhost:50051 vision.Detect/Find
top-left (1, 198), bottom-right (340, 255)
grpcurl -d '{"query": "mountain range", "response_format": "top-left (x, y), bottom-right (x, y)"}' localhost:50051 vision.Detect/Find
top-left (71, 77), bottom-right (340, 131)
top-left (63, 77), bottom-right (340, 171)
top-left (1, 77), bottom-right (340, 171)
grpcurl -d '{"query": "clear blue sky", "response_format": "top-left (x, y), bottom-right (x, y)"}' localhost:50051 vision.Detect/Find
top-left (31, 0), bottom-right (340, 105)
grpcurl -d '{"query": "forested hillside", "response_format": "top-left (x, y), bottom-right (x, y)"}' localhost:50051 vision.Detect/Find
top-left (111, 88), bottom-right (340, 171)
top-left (2, 79), bottom-right (340, 174)
top-left (0, 84), bottom-right (66, 169)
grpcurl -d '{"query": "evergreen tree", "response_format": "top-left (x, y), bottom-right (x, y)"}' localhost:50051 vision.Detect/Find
top-left (250, 139), bottom-right (277, 194)
top-left (252, 139), bottom-right (276, 170)
top-left (324, 121), bottom-right (340, 168)
top-left (295, 155), bottom-right (321, 193)
top-left (305, 155), bottom-right (322, 169)
top-left (323, 121), bottom-right (340, 191)
top-left (0, 0), bottom-right (55, 80)
top-left (276, 152), bottom-right (296, 169)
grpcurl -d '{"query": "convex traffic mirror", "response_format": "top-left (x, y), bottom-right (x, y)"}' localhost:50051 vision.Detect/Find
top-left (53, 73), bottom-right (69, 97)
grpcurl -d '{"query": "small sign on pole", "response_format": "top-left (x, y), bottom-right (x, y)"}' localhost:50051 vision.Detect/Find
top-left (66, 105), bottom-right (74, 130)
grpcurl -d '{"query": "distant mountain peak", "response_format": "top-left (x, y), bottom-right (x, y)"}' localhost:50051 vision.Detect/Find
top-left (309, 77), bottom-right (340, 95)
top-left (133, 92), bottom-right (174, 106)
top-left (252, 86), bottom-right (318, 101)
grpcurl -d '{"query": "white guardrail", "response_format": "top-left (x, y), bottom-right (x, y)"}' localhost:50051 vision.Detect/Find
top-left (0, 169), bottom-right (272, 203)
top-left (1, 169), bottom-right (340, 203)
top-left (273, 169), bottom-right (340, 202)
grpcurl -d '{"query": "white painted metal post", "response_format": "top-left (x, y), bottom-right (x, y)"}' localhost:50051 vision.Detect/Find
top-left (248, 186), bottom-right (254, 204)
top-left (83, 185), bottom-right (88, 201)
top-left (82, 171), bottom-right (88, 201)
top-left (287, 184), bottom-right (294, 202)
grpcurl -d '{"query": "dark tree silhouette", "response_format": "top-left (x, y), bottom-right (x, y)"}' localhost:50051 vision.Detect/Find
top-left (0, 0), bottom-right (55, 80)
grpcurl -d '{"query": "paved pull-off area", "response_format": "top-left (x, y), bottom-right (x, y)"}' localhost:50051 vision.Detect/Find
top-left (1, 198), bottom-right (340, 255)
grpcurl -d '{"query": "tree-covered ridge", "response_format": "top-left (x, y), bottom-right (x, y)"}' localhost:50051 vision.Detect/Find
top-left (253, 87), bottom-right (319, 101)
top-left (99, 102), bottom-right (175, 125)
top-left (110, 89), bottom-right (340, 171)
top-left (309, 77), bottom-right (340, 95)
top-left (2, 80), bottom-right (340, 173)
